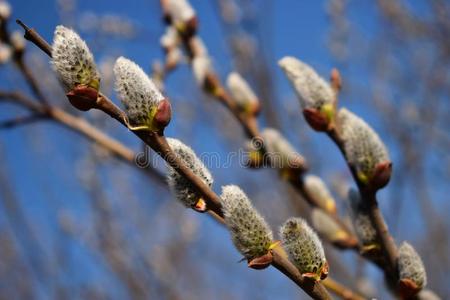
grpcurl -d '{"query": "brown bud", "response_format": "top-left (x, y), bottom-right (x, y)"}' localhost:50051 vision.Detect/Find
top-left (398, 278), bottom-right (421, 299)
top-left (184, 16), bottom-right (198, 37)
top-left (66, 85), bottom-right (98, 111)
top-left (153, 98), bottom-right (172, 130)
top-left (303, 108), bottom-right (329, 131)
top-left (368, 161), bottom-right (392, 191)
top-left (247, 251), bottom-right (273, 270)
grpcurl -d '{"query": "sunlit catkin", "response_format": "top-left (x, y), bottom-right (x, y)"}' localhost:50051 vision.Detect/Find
top-left (347, 188), bottom-right (379, 254)
top-left (260, 128), bottom-right (306, 177)
top-left (398, 242), bottom-right (427, 296)
top-left (226, 72), bottom-right (259, 115)
top-left (303, 175), bottom-right (336, 213)
top-left (311, 208), bottom-right (349, 245)
top-left (280, 217), bottom-right (328, 281)
top-left (220, 185), bottom-right (273, 267)
top-left (52, 26), bottom-right (100, 91)
top-left (338, 108), bottom-right (391, 190)
top-left (166, 138), bottom-right (213, 211)
top-left (114, 56), bottom-right (171, 131)
top-left (278, 56), bottom-right (335, 131)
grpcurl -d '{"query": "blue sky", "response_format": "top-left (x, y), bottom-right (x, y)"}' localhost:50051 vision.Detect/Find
top-left (1, 0), bottom-right (448, 299)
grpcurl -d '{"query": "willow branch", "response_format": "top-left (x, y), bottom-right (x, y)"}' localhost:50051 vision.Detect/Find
top-left (17, 21), bottom-right (333, 300)
top-left (328, 125), bottom-right (398, 275)
top-left (160, 6), bottom-right (359, 250)
top-left (0, 18), bottom-right (48, 104)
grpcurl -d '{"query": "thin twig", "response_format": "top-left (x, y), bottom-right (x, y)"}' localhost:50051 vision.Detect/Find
top-left (0, 113), bottom-right (47, 129)
top-left (16, 20), bottom-right (52, 56)
top-left (322, 277), bottom-right (366, 300)
top-left (0, 18), bottom-right (48, 104)
top-left (13, 53), bottom-right (49, 104)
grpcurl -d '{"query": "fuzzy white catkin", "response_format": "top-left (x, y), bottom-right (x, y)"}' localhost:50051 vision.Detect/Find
top-left (160, 26), bottom-right (179, 49)
top-left (338, 108), bottom-right (389, 181)
top-left (0, 44), bottom-right (11, 64)
top-left (280, 217), bottom-right (327, 278)
top-left (10, 31), bottom-right (26, 51)
top-left (192, 55), bottom-right (212, 86)
top-left (221, 185), bottom-right (273, 260)
top-left (398, 242), bottom-right (427, 289)
top-left (166, 48), bottom-right (182, 65)
top-left (114, 56), bottom-right (164, 126)
top-left (278, 56), bottom-right (334, 110)
top-left (260, 128), bottom-right (304, 169)
top-left (190, 36), bottom-right (208, 57)
top-left (347, 189), bottom-right (377, 246)
top-left (167, 0), bottom-right (195, 23)
top-left (311, 209), bottom-right (345, 242)
top-left (226, 72), bottom-right (258, 108)
top-left (304, 175), bottom-right (336, 212)
top-left (166, 138), bottom-right (213, 208)
top-left (52, 26), bottom-right (100, 91)
top-left (0, 1), bottom-right (11, 20)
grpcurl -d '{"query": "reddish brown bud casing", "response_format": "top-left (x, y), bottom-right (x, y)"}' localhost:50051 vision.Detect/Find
top-left (398, 278), bottom-right (421, 299)
top-left (247, 252), bottom-right (273, 270)
top-left (303, 108), bottom-right (329, 131)
top-left (368, 161), bottom-right (392, 191)
top-left (66, 85), bottom-right (98, 111)
top-left (184, 16), bottom-right (198, 37)
top-left (153, 98), bottom-right (172, 130)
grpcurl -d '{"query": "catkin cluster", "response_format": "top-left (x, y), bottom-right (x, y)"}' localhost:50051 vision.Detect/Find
top-left (347, 189), bottom-right (378, 252)
top-left (226, 72), bottom-right (259, 115)
top-left (114, 56), bottom-right (170, 131)
top-left (278, 56), bottom-right (334, 111)
top-left (52, 26), bottom-right (100, 91)
top-left (338, 108), bottom-right (390, 188)
top-left (220, 185), bottom-right (273, 261)
top-left (278, 56), bottom-right (335, 130)
top-left (246, 128), bottom-right (305, 176)
top-left (166, 138), bottom-right (213, 209)
top-left (311, 209), bottom-right (349, 245)
top-left (398, 242), bottom-right (427, 292)
top-left (304, 175), bottom-right (336, 213)
top-left (280, 217), bottom-right (328, 281)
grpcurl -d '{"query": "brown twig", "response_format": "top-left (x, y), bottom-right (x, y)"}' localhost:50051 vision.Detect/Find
top-left (17, 20), bottom-right (333, 300)
top-left (16, 20), bottom-right (52, 56)
top-left (13, 53), bottom-right (48, 104)
top-left (0, 18), bottom-right (48, 104)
